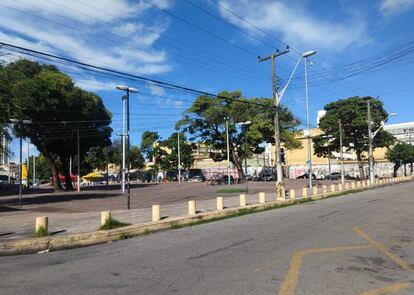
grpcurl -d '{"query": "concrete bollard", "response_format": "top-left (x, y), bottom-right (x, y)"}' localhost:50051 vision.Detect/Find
top-left (259, 192), bottom-right (266, 204)
top-left (216, 196), bottom-right (224, 210)
top-left (276, 185), bottom-right (285, 201)
top-left (188, 200), bottom-right (196, 216)
top-left (344, 183), bottom-right (349, 190)
top-left (35, 216), bottom-right (48, 234)
top-left (101, 211), bottom-right (111, 226)
top-left (290, 189), bottom-right (296, 199)
top-left (302, 187), bottom-right (308, 198)
top-left (312, 186), bottom-right (318, 195)
top-left (331, 184), bottom-right (336, 192)
top-left (351, 182), bottom-right (356, 189)
top-left (322, 185), bottom-right (327, 195)
top-left (240, 194), bottom-right (247, 207)
top-left (337, 184), bottom-right (343, 191)
top-left (152, 205), bottom-right (161, 222)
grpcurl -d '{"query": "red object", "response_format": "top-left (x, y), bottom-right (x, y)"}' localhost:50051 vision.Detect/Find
top-left (50, 174), bottom-right (78, 184)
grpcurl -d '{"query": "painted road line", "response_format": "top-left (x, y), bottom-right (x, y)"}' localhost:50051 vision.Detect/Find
top-left (353, 227), bottom-right (412, 272)
top-left (357, 282), bottom-right (410, 295)
top-left (278, 245), bottom-right (371, 295)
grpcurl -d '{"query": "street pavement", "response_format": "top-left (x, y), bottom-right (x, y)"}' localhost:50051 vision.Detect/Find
top-left (1, 182), bottom-right (413, 294)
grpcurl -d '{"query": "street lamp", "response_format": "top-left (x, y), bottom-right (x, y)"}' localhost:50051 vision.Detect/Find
top-left (9, 119), bottom-right (32, 208)
top-left (237, 121), bottom-right (252, 194)
top-left (368, 111), bottom-right (397, 184)
top-left (116, 85), bottom-right (138, 210)
top-left (303, 50), bottom-right (316, 191)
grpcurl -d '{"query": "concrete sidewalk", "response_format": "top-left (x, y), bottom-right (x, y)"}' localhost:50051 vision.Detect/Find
top-left (0, 192), bottom-right (264, 241)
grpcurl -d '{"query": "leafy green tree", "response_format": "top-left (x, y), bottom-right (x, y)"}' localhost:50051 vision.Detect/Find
top-left (140, 131), bottom-right (160, 161)
top-left (3, 59), bottom-right (112, 191)
top-left (178, 91), bottom-right (301, 178)
top-left (386, 143), bottom-right (414, 176)
top-left (26, 154), bottom-right (52, 181)
top-left (158, 132), bottom-right (194, 173)
top-left (130, 146), bottom-right (145, 170)
top-left (314, 96), bottom-right (395, 179)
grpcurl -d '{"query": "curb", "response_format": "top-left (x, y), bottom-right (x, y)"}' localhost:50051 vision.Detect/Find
top-left (0, 177), bottom-right (412, 256)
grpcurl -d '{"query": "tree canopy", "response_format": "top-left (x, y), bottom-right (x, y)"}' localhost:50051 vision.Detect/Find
top-left (178, 90), bottom-right (301, 178)
top-left (314, 96), bottom-right (395, 178)
top-left (386, 143), bottom-right (414, 176)
top-left (2, 59), bottom-right (112, 191)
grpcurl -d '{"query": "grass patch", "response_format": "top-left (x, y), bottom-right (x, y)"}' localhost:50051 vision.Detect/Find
top-left (34, 226), bottom-right (49, 238)
top-left (100, 218), bottom-right (131, 230)
top-left (216, 188), bottom-right (246, 194)
top-left (119, 232), bottom-right (133, 240)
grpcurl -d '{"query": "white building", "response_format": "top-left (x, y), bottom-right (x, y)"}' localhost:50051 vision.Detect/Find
top-left (384, 122), bottom-right (414, 145)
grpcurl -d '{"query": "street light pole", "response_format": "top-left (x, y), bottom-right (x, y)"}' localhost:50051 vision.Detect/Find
top-left (77, 129), bottom-right (80, 192)
top-left (27, 141), bottom-right (30, 188)
top-left (237, 121), bottom-right (252, 194)
top-left (338, 120), bottom-right (345, 186)
top-left (116, 86), bottom-right (138, 210)
top-left (19, 136), bottom-right (22, 208)
top-left (177, 129), bottom-right (181, 184)
top-left (367, 99), bottom-right (375, 185)
top-left (226, 118), bottom-right (231, 185)
top-left (303, 51), bottom-right (316, 191)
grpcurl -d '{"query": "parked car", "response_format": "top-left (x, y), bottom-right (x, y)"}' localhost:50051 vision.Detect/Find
top-left (222, 175), bottom-right (235, 184)
top-left (325, 172), bottom-right (341, 180)
top-left (297, 172), bottom-right (316, 180)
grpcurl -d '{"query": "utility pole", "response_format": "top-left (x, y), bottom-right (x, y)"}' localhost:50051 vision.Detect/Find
top-left (226, 118), bottom-right (231, 185)
top-left (338, 120), bottom-right (345, 186)
top-left (367, 99), bottom-right (375, 185)
top-left (126, 89), bottom-right (131, 209)
top-left (77, 129), bottom-right (80, 192)
top-left (19, 136), bottom-right (22, 208)
top-left (177, 129), bottom-right (181, 184)
top-left (33, 153), bottom-right (35, 186)
top-left (258, 48), bottom-right (289, 197)
top-left (27, 141), bottom-right (30, 188)
top-left (121, 95), bottom-right (126, 194)
top-left (116, 86), bottom-right (138, 210)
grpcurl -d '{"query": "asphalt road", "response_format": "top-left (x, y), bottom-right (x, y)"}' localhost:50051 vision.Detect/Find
top-left (1, 182), bottom-right (413, 295)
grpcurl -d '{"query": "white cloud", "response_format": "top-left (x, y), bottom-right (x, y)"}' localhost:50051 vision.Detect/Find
top-left (217, 0), bottom-right (368, 51)
top-left (379, 0), bottom-right (414, 15)
top-left (0, 0), bottom-right (173, 86)
top-left (146, 82), bottom-right (166, 96)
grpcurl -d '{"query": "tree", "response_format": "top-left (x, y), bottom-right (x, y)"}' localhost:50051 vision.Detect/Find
top-left (386, 143), bottom-right (414, 176)
top-left (178, 91), bottom-right (301, 179)
top-left (130, 146), bottom-right (145, 170)
top-left (158, 132), bottom-right (194, 173)
top-left (314, 96), bottom-right (395, 179)
top-left (3, 59), bottom-right (112, 191)
top-left (140, 131), bottom-right (160, 161)
top-left (27, 155), bottom-right (52, 181)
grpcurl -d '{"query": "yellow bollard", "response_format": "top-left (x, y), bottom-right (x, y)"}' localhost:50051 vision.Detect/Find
top-left (290, 189), bottom-right (296, 199)
top-left (35, 216), bottom-right (48, 234)
top-left (344, 183), bottom-right (349, 190)
top-left (188, 200), bottom-right (196, 216)
top-left (216, 196), bottom-right (224, 210)
top-left (302, 187), bottom-right (308, 198)
top-left (331, 184), bottom-right (336, 192)
top-left (312, 186), bottom-right (318, 195)
top-left (337, 184), bottom-right (343, 191)
top-left (259, 192), bottom-right (266, 204)
top-left (101, 211), bottom-right (111, 226)
top-left (240, 194), bottom-right (247, 207)
top-left (152, 205), bottom-right (160, 222)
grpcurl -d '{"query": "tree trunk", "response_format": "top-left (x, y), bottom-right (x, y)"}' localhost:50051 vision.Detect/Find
top-left (404, 164), bottom-right (407, 177)
top-left (106, 164), bottom-right (109, 187)
top-left (230, 150), bottom-right (245, 181)
top-left (411, 162), bottom-right (413, 175)
top-left (356, 152), bottom-right (365, 179)
top-left (38, 142), bottom-right (62, 192)
top-left (61, 160), bottom-right (74, 191)
top-left (393, 163), bottom-right (400, 177)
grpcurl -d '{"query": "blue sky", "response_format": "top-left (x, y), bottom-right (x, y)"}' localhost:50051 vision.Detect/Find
top-left (1, 0), bottom-right (413, 162)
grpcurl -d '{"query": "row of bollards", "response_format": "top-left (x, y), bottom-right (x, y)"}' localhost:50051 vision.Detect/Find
top-left (32, 176), bottom-right (412, 235)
